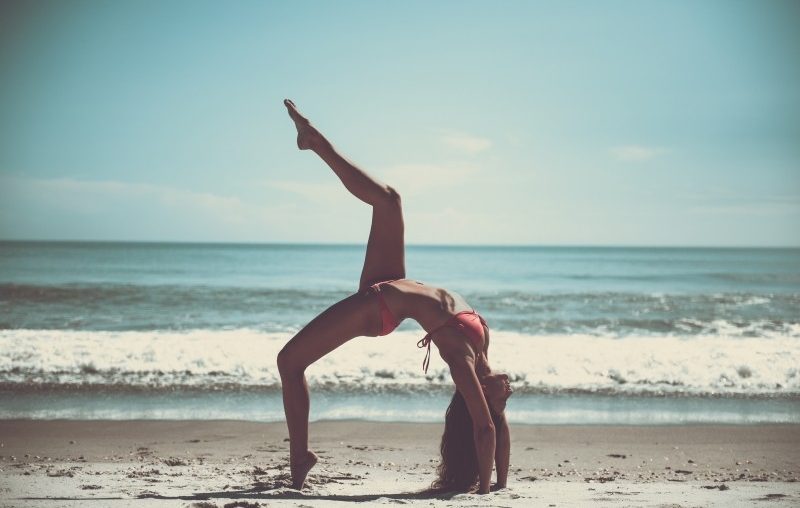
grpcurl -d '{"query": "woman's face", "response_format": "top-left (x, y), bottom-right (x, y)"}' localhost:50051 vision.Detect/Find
top-left (481, 373), bottom-right (512, 414)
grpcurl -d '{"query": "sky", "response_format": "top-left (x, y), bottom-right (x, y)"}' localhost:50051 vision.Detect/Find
top-left (0, 0), bottom-right (798, 246)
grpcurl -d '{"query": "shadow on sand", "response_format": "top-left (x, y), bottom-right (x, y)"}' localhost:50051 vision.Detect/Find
top-left (18, 469), bottom-right (463, 504)
top-left (134, 486), bottom-right (459, 503)
top-left (19, 485), bottom-right (459, 504)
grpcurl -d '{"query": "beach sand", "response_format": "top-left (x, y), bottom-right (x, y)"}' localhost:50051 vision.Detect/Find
top-left (1, 420), bottom-right (798, 507)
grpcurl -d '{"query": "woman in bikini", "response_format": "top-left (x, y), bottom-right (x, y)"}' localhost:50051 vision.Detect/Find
top-left (277, 99), bottom-right (513, 494)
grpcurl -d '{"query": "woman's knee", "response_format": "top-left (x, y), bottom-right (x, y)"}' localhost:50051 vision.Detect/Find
top-left (277, 345), bottom-right (305, 376)
top-left (379, 185), bottom-right (401, 208)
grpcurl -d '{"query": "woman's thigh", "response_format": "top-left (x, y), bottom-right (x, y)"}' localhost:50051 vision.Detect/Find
top-left (279, 292), bottom-right (380, 370)
top-left (359, 194), bottom-right (405, 290)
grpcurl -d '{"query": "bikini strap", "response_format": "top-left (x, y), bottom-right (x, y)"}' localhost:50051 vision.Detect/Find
top-left (372, 283), bottom-right (392, 312)
top-left (416, 334), bottom-right (433, 374)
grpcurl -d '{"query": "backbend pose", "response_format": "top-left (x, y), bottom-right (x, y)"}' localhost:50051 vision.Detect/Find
top-left (277, 99), bottom-right (513, 494)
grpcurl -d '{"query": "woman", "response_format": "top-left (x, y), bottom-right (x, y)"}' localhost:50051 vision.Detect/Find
top-left (277, 99), bottom-right (513, 494)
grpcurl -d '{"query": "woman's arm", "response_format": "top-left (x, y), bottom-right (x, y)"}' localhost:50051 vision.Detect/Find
top-left (494, 412), bottom-right (510, 488)
top-left (447, 355), bottom-right (496, 494)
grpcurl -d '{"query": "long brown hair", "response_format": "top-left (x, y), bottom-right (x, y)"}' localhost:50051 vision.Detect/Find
top-left (431, 390), bottom-right (501, 492)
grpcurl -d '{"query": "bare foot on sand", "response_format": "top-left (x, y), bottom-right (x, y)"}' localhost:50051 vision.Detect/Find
top-left (284, 99), bottom-right (321, 151)
top-left (290, 450), bottom-right (318, 490)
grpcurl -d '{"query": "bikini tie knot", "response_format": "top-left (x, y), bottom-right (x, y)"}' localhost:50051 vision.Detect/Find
top-left (416, 334), bottom-right (432, 374)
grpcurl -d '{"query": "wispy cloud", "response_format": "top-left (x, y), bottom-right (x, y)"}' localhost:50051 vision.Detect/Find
top-left (610, 145), bottom-right (665, 162)
top-left (0, 175), bottom-right (283, 227)
top-left (687, 194), bottom-right (800, 217)
top-left (381, 163), bottom-right (479, 195)
top-left (32, 177), bottom-right (251, 223)
top-left (441, 132), bottom-right (492, 154)
top-left (0, 174), bottom-right (377, 242)
top-left (264, 180), bottom-right (345, 204)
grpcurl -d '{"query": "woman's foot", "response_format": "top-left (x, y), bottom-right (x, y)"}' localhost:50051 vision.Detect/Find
top-left (284, 99), bottom-right (321, 151)
top-left (289, 450), bottom-right (318, 490)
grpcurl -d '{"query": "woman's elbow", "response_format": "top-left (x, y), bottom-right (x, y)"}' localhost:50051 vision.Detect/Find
top-left (474, 422), bottom-right (496, 442)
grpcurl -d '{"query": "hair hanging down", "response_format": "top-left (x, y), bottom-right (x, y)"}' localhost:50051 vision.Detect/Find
top-left (431, 390), bottom-right (502, 492)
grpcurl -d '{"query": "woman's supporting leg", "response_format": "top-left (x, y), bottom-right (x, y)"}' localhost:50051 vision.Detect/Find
top-left (284, 100), bottom-right (405, 289)
top-left (277, 292), bottom-right (378, 489)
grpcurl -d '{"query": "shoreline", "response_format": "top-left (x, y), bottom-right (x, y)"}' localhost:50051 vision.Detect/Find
top-left (3, 389), bottom-right (798, 425)
top-left (1, 420), bottom-right (798, 507)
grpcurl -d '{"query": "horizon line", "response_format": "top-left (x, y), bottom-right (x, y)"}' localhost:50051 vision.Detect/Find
top-left (1, 238), bottom-right (798, 250)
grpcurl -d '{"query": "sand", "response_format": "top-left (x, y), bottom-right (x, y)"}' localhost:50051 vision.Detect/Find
top-left (0, 420), bottom-right (798, 507)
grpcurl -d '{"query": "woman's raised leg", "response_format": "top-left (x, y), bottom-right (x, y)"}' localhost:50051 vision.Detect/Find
top-left (284, 100), bottom-right (405, 289)
top-left (279, 100), bottom-right (406, 488)
top-left (276, 292), bottom-right (378, 489)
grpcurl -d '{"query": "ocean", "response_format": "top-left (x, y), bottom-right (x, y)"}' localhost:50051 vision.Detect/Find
top-left (1, 241), bottom-right (798, 424)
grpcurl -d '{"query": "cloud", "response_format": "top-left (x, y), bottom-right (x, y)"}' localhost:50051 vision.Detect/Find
top-left (441, 132), bottom-right (492, 154)
top-left (264, 180), bottom-right (346, 204)
top-left (0, 175), bottom-right (304, 241)
top-left (380, 163), bottom-right (479, 196)
top-left (687, 195), bottom-right (800, 217)
top-left (610, 145), bottom-right (665, 162)
top-left (22, 177), bottom-right (251, 223)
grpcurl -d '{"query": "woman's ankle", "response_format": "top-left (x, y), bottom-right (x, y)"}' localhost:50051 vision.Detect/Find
top-left (290, 449), bottom-right (311, 463)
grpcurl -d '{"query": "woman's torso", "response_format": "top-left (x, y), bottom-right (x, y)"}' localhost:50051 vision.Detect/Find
top-left (377, 279), bottom-right (469, 327)
top-left (376, 279), bottom-right (490, 364)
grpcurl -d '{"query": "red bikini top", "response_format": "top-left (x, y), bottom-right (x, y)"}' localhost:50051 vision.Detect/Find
top-left (416, 311), bottom-right (488, 374)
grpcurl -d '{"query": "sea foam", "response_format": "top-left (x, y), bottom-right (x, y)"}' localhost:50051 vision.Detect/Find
top-left (1, 328), bottom-right (798, 396)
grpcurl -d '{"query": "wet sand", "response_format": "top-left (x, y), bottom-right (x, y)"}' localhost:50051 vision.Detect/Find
top-left (1, 420), bottom-right (798, 507)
